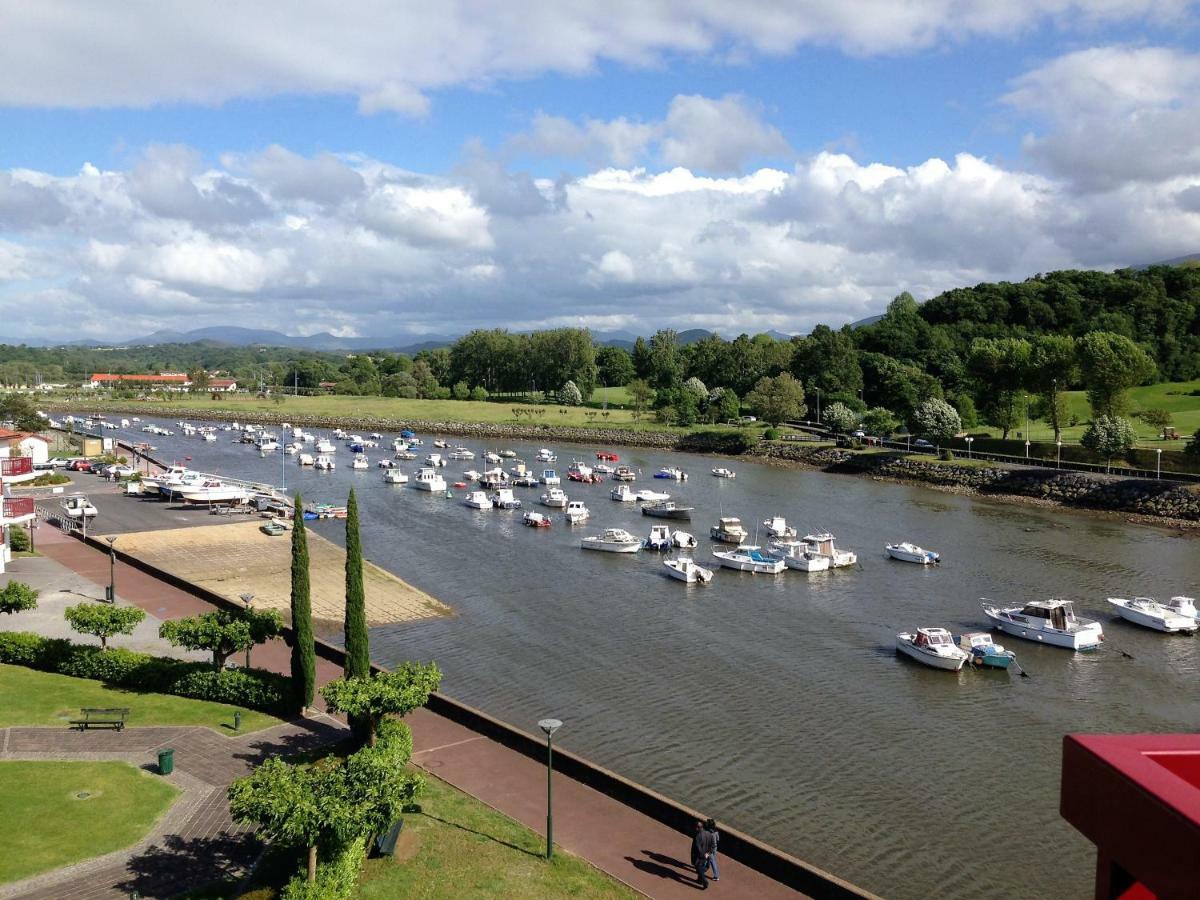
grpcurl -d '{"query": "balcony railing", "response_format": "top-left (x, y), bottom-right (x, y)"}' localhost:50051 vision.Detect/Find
top-left (0, 457), bottom-right (33, 477)
top-left (2, 497), bottom-right (35, 519)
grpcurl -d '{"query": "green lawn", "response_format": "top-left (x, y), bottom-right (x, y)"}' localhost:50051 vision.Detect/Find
top-left (0, 664), bottom-right (281, 734)
top-left (0, 760), bottom-right (178, 883)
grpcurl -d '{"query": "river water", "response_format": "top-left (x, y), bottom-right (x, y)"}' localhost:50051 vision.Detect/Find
top-left (110, 419), bottom-right (1200, 899)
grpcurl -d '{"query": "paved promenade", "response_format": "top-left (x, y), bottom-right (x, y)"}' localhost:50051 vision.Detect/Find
top-left (6, 524), bottom-right (816, 898)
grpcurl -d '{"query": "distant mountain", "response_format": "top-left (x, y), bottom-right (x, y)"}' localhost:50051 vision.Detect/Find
top-left (1144, 253), bottom-right (1200, 268)
top-left (117, 326), bottom-right (458, 353)
top-left (848, 314), bottom-right (885, 329)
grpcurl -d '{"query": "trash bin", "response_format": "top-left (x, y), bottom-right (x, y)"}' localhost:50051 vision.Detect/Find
top-left (157, 748), bottom-right (175, 775)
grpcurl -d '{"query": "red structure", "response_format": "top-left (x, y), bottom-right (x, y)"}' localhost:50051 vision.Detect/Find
top-left (0, 457), bottom-right (33, 477)
top-left (2, 497), bottom-right (34, 519)
top-left (1061, 733), bottom-right (1200, 899)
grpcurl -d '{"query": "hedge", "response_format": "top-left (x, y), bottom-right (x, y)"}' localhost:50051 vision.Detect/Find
top-left (281, 836), bottom-right (368, 900)
top-left (0, 631), bottom-right (291, 715)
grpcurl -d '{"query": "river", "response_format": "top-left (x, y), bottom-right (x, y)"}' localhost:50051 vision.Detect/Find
top-left (109, 418), bottom-right (1200, 899)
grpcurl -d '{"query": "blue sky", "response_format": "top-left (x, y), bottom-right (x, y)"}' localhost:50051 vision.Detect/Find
top-left (1, 3), bottom-right (1198, 343)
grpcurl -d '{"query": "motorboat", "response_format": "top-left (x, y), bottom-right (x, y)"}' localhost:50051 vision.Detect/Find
top-left (177, 480), bottom-right (250, 505)
top-left (664, 557), bottom-right (714, 584)
top-left (581, 528), bottom-right (643, 553)
top-left (612, 466), bottom-right (637, 481)
top-left (333, 428), bottom-right (347, 439)
top-left (462, 469), bottom-right (481, 482)
top-left (394, 450), bottom-right (417, 460)
top-left (1164, 596), bottom-right (1200, 620)
top-left (673, 530), bottom-right (698, 549)
top-left (641, 501), bottom-right (693, 520)
top-left (60, 495), bottom-right (98, 519)
top-left (712, 546), bottom-right (786, 574)
top-left (762, 516), bottom-right (797, 540)
top-left (567, 462), bottom-right (601, 483)
top-left (370, 433), bottom-right (383, 440)
top-left (484, 451), bottom-right (502, 464)
top-left (314, 455), bottom-right (335, 470)
top-left (1107, 597), bottom-right (1199, 634)
top-left (285, 442), bottom-right (303, 455)
top-left (635, 488), bottom-right (670, 502)
top-left (645, 525), bottom-right (673, 550)
top-left (982, 599), bottom-right (1104, 650)
top-left (463, 490), bottom-right (492, 510)
top-left (896, 628), bottom-right (970, 671)
top-left (593, 463), bottom-right (614, 474)
top-left (352, 454), bottom-right (369, 470)
top-left (710, 517), bottom-right (749, 544)
top-left (535, 448), bottom-right (557, 462)
top-left (297, 453), bottom-right (315, 467)
top-left (610, 484), bottom-right (637, 502)
top-left (564, 500), bottom-right (590, 524)
top-left (512, 474), bottom-right (540, 488)
top-left (541, 468), bottom-right (561, 486)
top-left (956, 632), bottom-right (1017, 669)
top-left (541, 487), bottom-right (568, 508)
top-left (413, 468), bottom-right (448, 492)
top-left (768, 540), bottom-right (831, 572)
top-left (383, 469), bottom-right (408, 484)
top-left (478, 467), bottom-right (509, 489)
top-left (711, 467), bottom-right (736, 478)
top-left (500, 450), bottom-right (517, 458)
top-left (523, 511), bottom-right (552, 528)
top-left (803, 533), bottom-right (858, 568)
top-left (316, 438), bottom-right (337, 453)
top-left (491, 488), bottom-right (522, 509)
top-left (425, 453), bottom-right (447, 468)
top-left (449, 447), bottom-right (476, 460)
top-left (886, 542), bottom-right (940, 565)
top-left (596, 451), bottom-right (619, 461)
top-left (433, 439), bottom-right (448, 448)
top-left (253, 436), bottom-right (278, 452)
top-left (141, 464), bottom-right (189, 495)
top-left (203, 433), bottom-right (218, 442)
top-left (347, 442), bottom-right (366, 453)
top-left (654, 466), bottom-right (687, 480)
top-left (378, 458), bottom-right (396, 468)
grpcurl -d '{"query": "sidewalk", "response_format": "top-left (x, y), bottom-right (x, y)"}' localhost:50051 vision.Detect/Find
top-left (20, 526), bottom-right (811, 898)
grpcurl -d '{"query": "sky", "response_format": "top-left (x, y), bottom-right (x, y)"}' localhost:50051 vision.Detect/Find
top-left (1, 1), bottom-right (1199, 344)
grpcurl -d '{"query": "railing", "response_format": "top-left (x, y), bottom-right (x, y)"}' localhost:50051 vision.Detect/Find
top-left (0, 457), bottom-right (33, 477)
top-left (1, 497), bottom-right (35, 519)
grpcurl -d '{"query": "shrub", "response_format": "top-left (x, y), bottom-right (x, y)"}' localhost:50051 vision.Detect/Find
top-left (281, 835), bottom-right (368, 900)
top-left (1185, 428), bottom-right (1200, 460)
top-left (557, 381), bottom-right (582, 406)
top-left (64, 603), bottom-right (146, 649)
top-left (821, 401), bottom-right (858, 434)
top-left (0, 631), bottom-right (64, 666)
top-left (171, 669), bottom-right (291, 714)
top-left (763, 427), bottom-right (780, 440)
top-left (451, 381), bottom-right (469, 401)
top-left (938, 448), bottom-right (955, 461)
top-left (0, 579), bottom-right (38, 614)
top-left (8, 525), bottom-right (30, 552)
top-left (468, 386), bottom-right (489, 402)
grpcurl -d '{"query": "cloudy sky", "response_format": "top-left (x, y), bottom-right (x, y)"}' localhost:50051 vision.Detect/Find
top-left (1, 2), bottom-right (1199, 344)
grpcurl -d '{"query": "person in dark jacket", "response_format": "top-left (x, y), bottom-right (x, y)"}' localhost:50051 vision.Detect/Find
top-left (691, 820), bottom-right (716, 888)
top-left (704, 817), bottom-right (720, 881)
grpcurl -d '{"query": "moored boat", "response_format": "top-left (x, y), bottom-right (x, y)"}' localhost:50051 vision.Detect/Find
top-left (664, 556), bottom-right (714, 584)
top-left (564, 499), bottom-right (590, 524)
top-left (768, 540), bottom-right (831, 572)
top-left (712, 546), bottom-right (786, 574)
top-left (1107, 597), bottom-right (1199, 634)
top-left (523, 511), bottom-right (552, 528)
top-left (641, 501), bottom-right (693, 520)
top-left (383, 469), bottom-right (408, 484)
top-left (763, 516), bottom-right (797, 540)
top-left (412, 467), bottom-right (447, 492)
top-left (541, 487), bottom-right (568, 508)
top-left (672, 530), bottom-right (698, 549)
top-left (351, 453), bottom-right (369, 470)
top-left (463, 490), bottom-right (492, 510)
top-left (612, 466), bottom-right (637, 481)
top-left (711, 467), bottom-right (736, 478)
top-left (492, 488), bottom-right (522, 509)
top-left (709, 517), bottom-right (749, 544)
top-left (654, 466), bottom-right (687, 480)
top-left (581, 528), bottom-right (642, 553)
top-left (896, 628), bottom-right (970, 671)
top-left (886, 542), bottom-right (940, 565)
top-left (541, 468), bottom-right (560, 486)
top-left (610, 484), bottom-right (637, 502)
top-left (314, 455), bottom-right (335, 470)
top-left (645, 524), bottom-right (673, 550)
top-left (982, 599), bottom-right (1104, 650)
top-left (956, 632), bottom-right (1017, 668)
top-left (634, 488), bottom-right (670, 502)
top-left (803, 532), bottom-right (857, 568)
top-left (297, 453), bottom-right (315, 467)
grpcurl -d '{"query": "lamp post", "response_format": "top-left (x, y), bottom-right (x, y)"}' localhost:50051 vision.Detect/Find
top-left (965, 437), bottom-right (974, 459)
top-left (240, 592), bottom-right (255, 668)
top-left (105, 536), bottom-right (117, 603)
top-left (1056, 440), bottom-right (1062, 469)
top-left (1156, 448), bottom-right (1162, 480)
top-left (1025, 440), bottom-right (1031, 459)
top-left (815, 388), bottom-right (821, 425)
top-left (538, 718), bottom-right (562, 860)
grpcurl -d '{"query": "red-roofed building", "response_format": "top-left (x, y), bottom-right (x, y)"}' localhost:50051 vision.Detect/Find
top-left (209, 379), bottom-right (238, 392)
top-left (0, 429), bottom-right (50, 468)
top-left (89, 373), bottom-right (190, 390)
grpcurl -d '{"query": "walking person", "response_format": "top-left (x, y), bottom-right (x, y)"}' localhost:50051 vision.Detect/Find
top-left (704, 817), bottom-right (720, 881)
top-left (691, 819), bottom-right (716, 889)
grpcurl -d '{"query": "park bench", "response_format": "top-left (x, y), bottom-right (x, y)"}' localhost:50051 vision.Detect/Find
top-left (69, 707), bottom-right (130, 731)
top-left (373, 819), bottom-right (404, 857)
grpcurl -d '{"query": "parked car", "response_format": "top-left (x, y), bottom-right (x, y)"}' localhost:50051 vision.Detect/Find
top-left (66, 459), bottom-right (93, 472)
top-left (913, 438), bottom-right (934, 450)
top-left (106, 465), bottom-right (136, 478)
top-left (35, 457), bottom-right (70, 470)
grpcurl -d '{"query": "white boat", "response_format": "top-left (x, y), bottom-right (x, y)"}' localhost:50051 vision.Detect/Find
top-left (316, 439), bottom-right (337, 453)
top-left (484, 451), bottom-right (502, 464)
top-left (203, 433), bottom-right (217, 442)
top-left (255, 437), bottom-right (279, 452)
top-left (433, 439), bottom-right (448, 448)
top-left (762, 516), bottom-right (797, 540)
top-left (593, 463), bottom-right (614, 474)
top-left (413, 468), bottom-right (447, 492)
top-left (645, 525), bottom-right (673, 550)
top-left (425, 453), bottom-right (447, 468)
top-left (141, 464), bottom-right (189, 495)
top-left (982, 599), bottom-right (1104, 650)
top-left (449, 447), bottom-right (476, 460)
top-left (710, 517), bottom-right (749, 544)
top-left (463, 490), bottom-right (492, 510)
top-left (478, 467), bottom-right (509, 488)
top-left (612, 466), bottom-right (637, 481)
top-left (383, 469), bottom-right (408, 484)
top-left (314, 455), bottom-right (335, 470)
top-left (886, 542), bottom-right (940, 565)
top-left (712, 546), bottom-right (786, 574)
top-left (655, 466), bottom-right (687, 481)
top-left (581, 528), bottom-right (643, 553)
top-left (176, 480), bottom-right (250, 505)
top-left (672, 530), bottom-right (698, 549)
top-left (1107, 597), bottom-right (1199, 634)
top-left (610, 484), bottom-right (637, 502)
top-left (523, 511), bottom-right (552, 528)
top-left (768, 540), bottom-right (831, 572)
top-left (462, 469), bottom-right (481, 482)
top-left (635, 488), bottom-right (670, 502)
top-left (500, 450), bottom-right (517, 459)
top-left (564, 500), bottom-right (590, 524)
top-left (378, 459), bottom-right (396, 468)
top-left (297, 453), bottom-right (315, 467)
top-left (1165, 596), bottom-right (1200, 620)
top-left (333, 428), bottom-right (346, 439)
top-left (664, 557), bottom-right (714, 584)
top-left (711, 467), bottom-right (736, 478)
top-left (541, 487), bottom-right (568, 508)
top-left (896, 628), bottom-right (970, 671)
top-left (492, 488), bottom-right (522, 509)
top-left (536, 448), bottom-right (557, 462)
top-left (541, 468), bottom-right (560, 486)
top-left (60, 495), bottom-right (98, 519)
top-left (803, 533), bottom-right (857, 568)
top-left (394, 450), bottom-right (417, 460)
top-left (351, 453), bottom-right (369, 470)
top-left (285, 442), bottom-right (303, 454)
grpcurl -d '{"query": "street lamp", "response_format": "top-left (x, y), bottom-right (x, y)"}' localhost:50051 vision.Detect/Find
top-left (965, 437), bottom-right (974, 459)
top-left (105, 536), bottom-right (117, 603)
top-left (1025, 440), bottom-right (1031, 459)
top-left (240, 593), bottom-right (255, 669)
top-left (1156, 448), bottom-right (1162, 480)
top-left (538, 718), bottom-right (562, 860)
top-left (1056, 440), bottom-right (1062, 469)
top-left (815, 388), bottom-right (821, 425)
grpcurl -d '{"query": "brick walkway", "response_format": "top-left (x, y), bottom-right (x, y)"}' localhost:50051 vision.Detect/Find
top-left (0, 717), bottom-right (345, 900)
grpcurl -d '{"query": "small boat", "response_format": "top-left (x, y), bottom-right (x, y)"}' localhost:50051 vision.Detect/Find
top-left (297, 453), bottom-right (315, 467)
top-left (635, 488), bottom-right (670, 502)
top-left (433, 439), bottom-right (448, 448)
top-left (581, 528), bottom-right (643, 553)
top-left (314, 455), bottom-right (335, 470)
top-left (177, 480), bottom-right (250, 505)
top-left (60, 495), bottom-right (98, 519)
top-left (612, 466), bottom-right (637, 481)
top-left (768, 540), bottom-right (831, 572)
top-left (610, 484), bottom-right (637, 502)
top-left (484, 451), bottom-right (502, 464)
top-left (567, 462), bottom-right (601, 483)
top-left (896, 628), bottom-right (970, 671)
top-left (712, 546), bottom-right (786, 574)
top-left (285, 442), bottom-right (303, 455)
top-left (333, 428), bottom-right (347, 439)
top-left (395, 449), bottom-right (417, 460)
top-left (512, 474), bottom-right (540, 487)
top-left (378, 459), bottom-right (396, 468)
top-left (596, 451), bottom-right (619, 461)
top-left (762, 516), bottom-right (797, 540)
top-left (672, 530), bottom-right (698, 549)
top-left (260, 521), bottom-right (288, 537)
top-left (710, 517), bottom-right (749, 544)
top-left (425, 453), bottom-right (447, 468)
top-left (711, 467), bottom-right (736, 478)
top-left (316, 439), bottom-right (337, 453)
top-left (564, 500), bottom-right (590, 524)
top-left (541, 487), bottom-right (569, 508)
top-left (370, 433), bottom-right (383, 440)
top-left (535, 448), bottom-right (557, 462)
top-left (303, 503), bottom-right (347, 520)
top-left (982, 599), bottom-right (1104, 650)
top-left (449, 447), bottom-right (476, 460)
top-left (463, 490), bottom-right (492, 510)
top-left (254, 437), bottom-right (279, 452)
top-left (886, 542), bottom-right (940, 565)
top-left (1107, 597), bottom-right (1199, 634)
top-left (1164, 596), bottom-right (1200, 621)
top-left (664, 556), bottom-right (714, 584)
top-left (500, 450), bottom-right (517, 458)
top-left (462, 469), bottom-right (481, 482)
top-left (347, 442), bottom-right (366, 453)
top-left (412, 468), bottom-right (447, 492)
top-left (957, 632), bottom-right (1016, 669)
top-left (541, 469), bottom-right (560, 486)
top-left (383, 469), bottom-right (408, 484)
top-left (352, 454), bottom-right (369, 470)
top-left (641, 501), bottom-right (693, 520)
top-left (645, 525), bottom-right (673, 550)
top-left (492, 488), bottom-right (522, 510)
top-left (203, 433), bottom-right (217, 442)
top-left (593, 463), bottom-right (614, 474)
top-left (523, 511), bottom-right (552, 528)
top-left (803, 533), bottom-right (858, 568)
top-left (654, 466), bottom-right (687, 480)
top-left (478, 467), bottom-right (509, 489)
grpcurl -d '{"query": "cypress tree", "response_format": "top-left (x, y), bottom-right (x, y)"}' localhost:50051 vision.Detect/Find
top-left (290, 493), bottom-right (316, 714)
top-left (344, 488), bottom-right (369, 678)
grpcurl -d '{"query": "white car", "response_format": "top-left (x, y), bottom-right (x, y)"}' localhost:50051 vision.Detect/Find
top-left (35, 457), bottom-right (71, 470)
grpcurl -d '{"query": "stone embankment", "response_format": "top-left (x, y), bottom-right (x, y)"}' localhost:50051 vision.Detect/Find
top-left (749, 443), bottom-right (1200, 522)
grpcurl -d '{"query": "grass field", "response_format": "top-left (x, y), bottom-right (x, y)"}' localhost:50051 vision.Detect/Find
top-left (0, 664), bottom-right (281, 734)
top-left (0, 760), bottom-right (178, 883)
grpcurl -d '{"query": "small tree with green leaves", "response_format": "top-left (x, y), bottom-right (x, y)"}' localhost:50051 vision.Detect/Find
top-left (557, 380), bottom-right (582, 406)
top-left (0, 580), bottom-right (38, 615)
top-left (321, 662), bottom-right (441, 748)
top-left (860, 407), bottom-right (899, 438)
top-left (913, 398), bottom-right (962, 447)
top-left (627, 378), bottom-right (653, 420)
top-left (746, 373), bottom-right (807, 426)
top-left (682, 376), bottom-right (708, 407)
top-left (1136, 408), bottom-right (1173, 430)
top-left (705, 386), bottom-right (739, 424)
top-left (291, 493), bottom-right (316, 715)
top-left (1081, 415), bottom-right (1137, 473)
top-left (822, 401), bottom-right (858, 434)
top-left (64, 603), bottom-right (145, 649)
top-left (159, 608), bottom-right (282, 671)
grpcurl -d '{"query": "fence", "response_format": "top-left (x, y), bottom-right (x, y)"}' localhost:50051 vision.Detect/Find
top-left (0, 457), bottom-right (33, 477)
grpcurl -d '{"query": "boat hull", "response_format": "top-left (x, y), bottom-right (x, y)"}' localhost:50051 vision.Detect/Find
top-left (642, 506), bottom-right (692, 520)
top-left (1112, 604), bottom-right (1198, 634)
top-left (983, 609), bottom-right (1103, 650)
top-left (581, 540), bottom-right (642, 553)
top-left (895, 639), bottom-right (967, 671)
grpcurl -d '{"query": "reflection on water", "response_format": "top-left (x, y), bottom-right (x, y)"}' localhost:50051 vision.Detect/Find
top-left (119, 421), bottom-right (1200, 899)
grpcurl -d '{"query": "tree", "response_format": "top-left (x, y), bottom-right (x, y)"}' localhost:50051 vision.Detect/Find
top-left (0, 580), bottom-right (38, 615)
top-left (321, 662), bottom-right (442, 748)
top-left (790, 324), bottom-right (863, 396)
top-left (648, 330), bottom-right (682, 392)
top-left (64, 603), bottom-right (145, 650)
top-left (1184, 428), bottom-right (1200, 460)
top-left (159, 608), bottom-right (282, 671)
top-left (291, 494), bottom-right (316, 714)
top-left (557, 380), bottom-right (582, 406)
top-left (745, 373), bottom-right (806, 426)
top-left (344, 489), bottom-right (369, 681)
top-left (187, 368), bottom-right (211, 392)
top-left (1076, 332), bottom-right (1156, 418)
top-left (0, 391), bottom-right (44, 432)
top-left (596, 346), bottom-right (635, 387)
top-left (1137, 408), bottom-right (1173, 430)
top-left (1028, 334), bottom-right (1077, 441)
top-left (705, 387), bottom-right (740, 424)
top-left (469, 385), bottom-right (489, 402)
top-left (682, 376), bottom-right (707, 407)
top-left (913, 398), bottom-right (962, 446)
top-left (626, 379), bottom-right (653, 419)
top-left (861, 407), bottom-right (899, 437)
top-left (968, 337), bottom-right (1030, 439)
top-left (1081, 415), bottom-right (1137, 473)
top-left (822, 401), bottom-right (858, 434)
top-left (451, 380), bottom-right (470, 400)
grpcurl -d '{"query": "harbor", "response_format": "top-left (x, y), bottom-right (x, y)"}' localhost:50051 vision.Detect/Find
top-left (42, 415), bottom-right (1200, 899)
